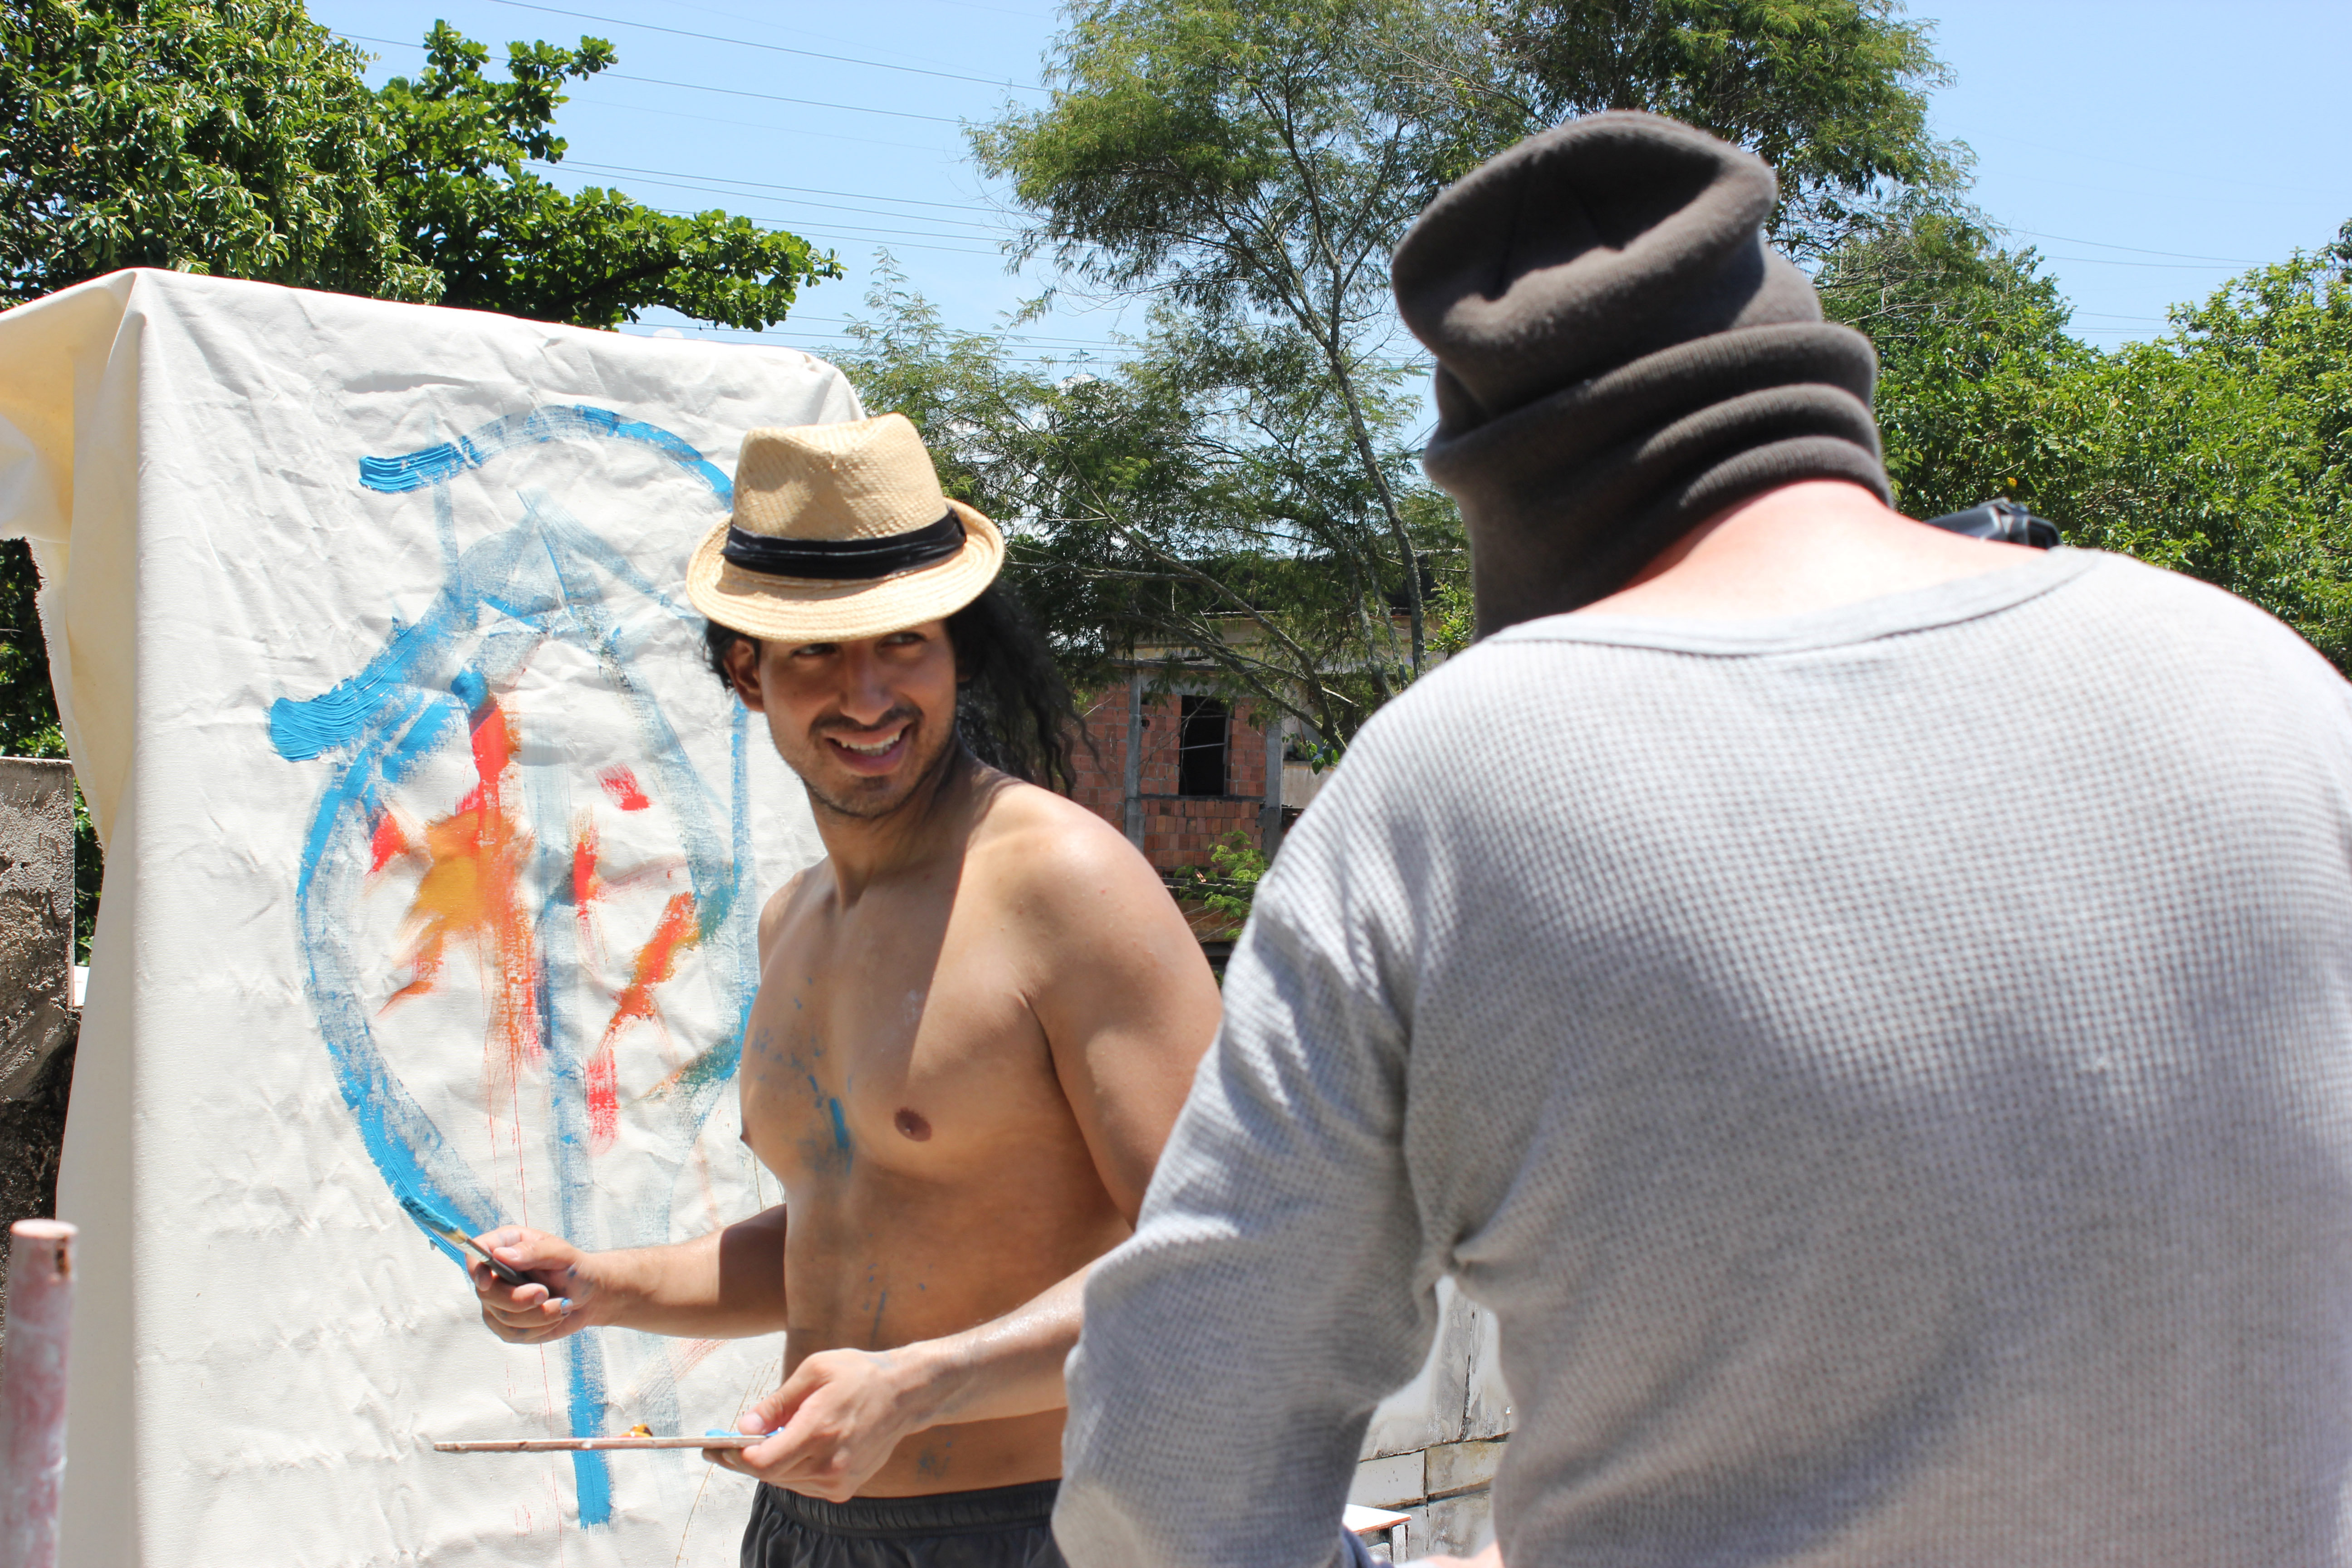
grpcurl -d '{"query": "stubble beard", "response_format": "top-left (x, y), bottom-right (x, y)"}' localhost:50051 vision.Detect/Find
top-left (793, 709), bottom-right (962, 823)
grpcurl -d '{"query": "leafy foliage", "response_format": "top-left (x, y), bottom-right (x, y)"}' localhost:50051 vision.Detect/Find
top-left (1169, 829), bottom-right (1270, 921)
top-left (967, 0), bottom-right (1967, 739)
top-left (0, 541), bottom-right (98, 956)
top-left (0, 0), bottom-right (434, 304)
top-left (975, 0), bottom-right (1513, 684)
top-left (1820, 204), bottom-right (2352, 669)
top-left (1471, 0), bottom-right (1955, 255)
top-left (0, 2), bottom-right (837, 320)
top-left (376, 23), bottom-right (836, 329)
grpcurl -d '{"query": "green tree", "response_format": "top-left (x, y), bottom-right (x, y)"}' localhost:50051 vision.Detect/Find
top-left (1820, 201), bottom-right (2352, 670)
top-left (0, 541), bottom-right (98, 955)
top-left (1472, 0), bottom-right (1955, 255)
top-left (975, 0), bottom-right (1510, 688)
top-left (974, 0), bottom-right (1960, 729)
top-left (1815, 191), bottom-right (2086, 519)
top-left (0, 0), bottom-right (434, 304)
top-left (376, 22), bottom-right (834, 330)
top-left (2053, 234), bottom-right (2352, 667)
top-left (1, 0), bottom-right (838, 951)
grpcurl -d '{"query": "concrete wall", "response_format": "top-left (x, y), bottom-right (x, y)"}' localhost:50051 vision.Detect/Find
top-left (1351, 1279), bottom-right (1514, 1559)
top-left (0, 756), bottom-right (79, 1352)
top-left (0, 758), bottom-right (75, 1099)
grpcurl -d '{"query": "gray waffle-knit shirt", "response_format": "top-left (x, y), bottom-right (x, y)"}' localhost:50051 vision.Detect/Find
top-left (1055, 549), bottom-right (2352, 1568)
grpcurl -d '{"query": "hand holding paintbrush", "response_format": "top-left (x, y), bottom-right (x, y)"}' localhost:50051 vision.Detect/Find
top-left (464, 1226), bottom-right (608, 1345)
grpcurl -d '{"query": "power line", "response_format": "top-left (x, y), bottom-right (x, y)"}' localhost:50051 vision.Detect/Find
top-left (556, 160), bottom-right (1001, 216)
top-left (654, 0), bottom-right (1040, 79)
top-left (553, 94), bottom-right (945, 155)
top-left (607, 72), bottom-right (962, 125)
top-left (774, 314), bottom-right (1118, 348)
top-left (543, 170), bottom-right (1006, 246)
top-left (638, 325), bottom-right (1088, 365)
top-left (2044, 254), bottom-right (2242, 271)
top-left (2007, 229), bottom-right (2259, 266)
top-left (547, 167), bottom-right (1006, 232)
top-left (665, 0), bottom-right (1054, 32)
top-left (332, 31), bottom-right (967, 126)
top-left (631, 204), bottom-right (1001, 255)
top-left (486, 0), bottom-right (1048, 93)
top-left (330, 34), bottom-right (952, 153)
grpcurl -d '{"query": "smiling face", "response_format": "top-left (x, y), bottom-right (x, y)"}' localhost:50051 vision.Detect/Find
top-left (722, 619), bottom-right (962, 820)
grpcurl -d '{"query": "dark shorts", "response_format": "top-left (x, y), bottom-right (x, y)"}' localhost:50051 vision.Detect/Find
top-left (741, 1480), bottom-right (1067, 1568)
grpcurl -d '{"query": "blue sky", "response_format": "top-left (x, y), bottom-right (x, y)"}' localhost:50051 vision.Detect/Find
top-left (314, 0), bottom-right (2352, 366)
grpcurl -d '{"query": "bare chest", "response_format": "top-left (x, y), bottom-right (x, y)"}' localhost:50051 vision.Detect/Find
top-left (737, 884), bottom-right (1066, 1192)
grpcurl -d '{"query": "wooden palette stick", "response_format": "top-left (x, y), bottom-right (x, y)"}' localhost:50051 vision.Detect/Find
top-left (1, 1220), bottom-right (77, 1568)
top-left (435, 1433), bottom-right (763, 1453)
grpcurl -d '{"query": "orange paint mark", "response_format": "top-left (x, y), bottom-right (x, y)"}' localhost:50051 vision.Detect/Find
top-left (386, 701), bottom-right (541, 1082)
top-left (583, 892), bottom-right (701, 1149)
top-left (598, 766), bottom-right (652, 811)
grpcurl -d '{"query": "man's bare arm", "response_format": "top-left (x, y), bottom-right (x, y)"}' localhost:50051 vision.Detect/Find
top-left (1016, 798), bottom-right (1227, 1218)
top-left (471, 1205), bottom-right (789, 1343)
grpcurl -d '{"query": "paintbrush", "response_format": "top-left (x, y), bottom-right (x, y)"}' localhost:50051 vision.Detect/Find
top-left (397, 1192), bottom-right (532, 1287)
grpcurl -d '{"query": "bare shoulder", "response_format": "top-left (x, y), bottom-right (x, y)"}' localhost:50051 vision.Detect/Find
top-left (755, 862), bottom-right (828, 958)
top-left (971, 779), bottom-right (1162, 906)
top-left (967, 777), bottom-right (1191, 950)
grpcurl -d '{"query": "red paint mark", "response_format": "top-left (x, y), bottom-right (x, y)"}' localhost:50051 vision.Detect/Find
top-left (572, 823), bottom-right (600, 911)
top-left (584, 1050), bottom-right (619, 1148)
top-left (368, 812), bottom-right (410, 873)
top-left (598, 766), bottom-right (651, 811)
top-left (583, 892), bottom-right (701, 1150)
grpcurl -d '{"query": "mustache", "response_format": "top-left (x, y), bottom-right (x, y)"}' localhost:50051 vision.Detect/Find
top-left (811, 705), bottom-right (922, 742)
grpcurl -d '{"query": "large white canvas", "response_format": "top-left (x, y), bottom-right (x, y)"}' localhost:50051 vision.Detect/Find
top-left (0, 270), bottom-right (859, 1566)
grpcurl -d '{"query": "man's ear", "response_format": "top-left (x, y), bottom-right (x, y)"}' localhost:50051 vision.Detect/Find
top-left (722, 636), bottom-right (768, 713)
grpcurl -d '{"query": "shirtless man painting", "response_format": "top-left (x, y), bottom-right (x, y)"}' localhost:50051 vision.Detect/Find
top-left (466, 413), bottom-right (1221, 1567)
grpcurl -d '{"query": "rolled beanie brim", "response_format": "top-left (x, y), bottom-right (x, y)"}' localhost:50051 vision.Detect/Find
top-left (1421, 322), bottom-right (1888, 626)
top-left (1392, 111), bottom-right (1893, 627)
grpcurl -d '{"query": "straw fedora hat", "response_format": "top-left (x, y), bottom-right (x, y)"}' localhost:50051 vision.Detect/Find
top-left (686, 413), bottom-right (1004, 643)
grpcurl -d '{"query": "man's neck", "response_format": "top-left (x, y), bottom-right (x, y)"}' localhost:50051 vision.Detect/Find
top-left (1576, 480), bottom-right (2044, 622)
top-left (808, 744), bottom-right (985, 903)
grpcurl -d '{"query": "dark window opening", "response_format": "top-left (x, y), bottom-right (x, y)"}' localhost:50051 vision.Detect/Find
top-left (1177, 696), bottom-right (1229, 797)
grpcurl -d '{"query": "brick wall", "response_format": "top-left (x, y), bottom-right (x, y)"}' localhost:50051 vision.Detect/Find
top-left (1072, 686), bottom-right (1269, 873)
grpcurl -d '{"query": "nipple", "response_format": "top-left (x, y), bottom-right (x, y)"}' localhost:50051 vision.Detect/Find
top-left (894, 1107), bottom-right (932, 1142)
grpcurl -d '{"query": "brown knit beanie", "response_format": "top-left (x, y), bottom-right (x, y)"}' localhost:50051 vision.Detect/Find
top-left (1392, 111), bottom-right (1890, 630)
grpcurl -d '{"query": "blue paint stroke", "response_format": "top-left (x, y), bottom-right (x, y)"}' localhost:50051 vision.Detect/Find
top-left (357, 406), bottom-right (733, 504)
top-left (565, 1334), bottom-right (613, 1525)
top-left (271, 404), bottom-right (763, 1528)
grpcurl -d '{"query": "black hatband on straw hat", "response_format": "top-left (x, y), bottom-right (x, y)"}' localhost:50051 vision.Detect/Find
top-left (720, 510), bottom-right (966, 581)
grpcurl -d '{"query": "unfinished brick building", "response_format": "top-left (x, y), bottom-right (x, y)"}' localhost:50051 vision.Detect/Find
top-left (1066, 669), bottom-right (1328, 953)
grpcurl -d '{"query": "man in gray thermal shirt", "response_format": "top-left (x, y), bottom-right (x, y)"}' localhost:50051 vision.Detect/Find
top-left (1051, 111), bottom-right (2352, 1568)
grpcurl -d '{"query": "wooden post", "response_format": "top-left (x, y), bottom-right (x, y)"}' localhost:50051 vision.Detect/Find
top-left (1, 1219), bottom-right (76, 1568)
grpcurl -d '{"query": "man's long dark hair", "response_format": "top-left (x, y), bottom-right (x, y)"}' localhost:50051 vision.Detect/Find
top-left (703, 579), bottom-right (1082, 793)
